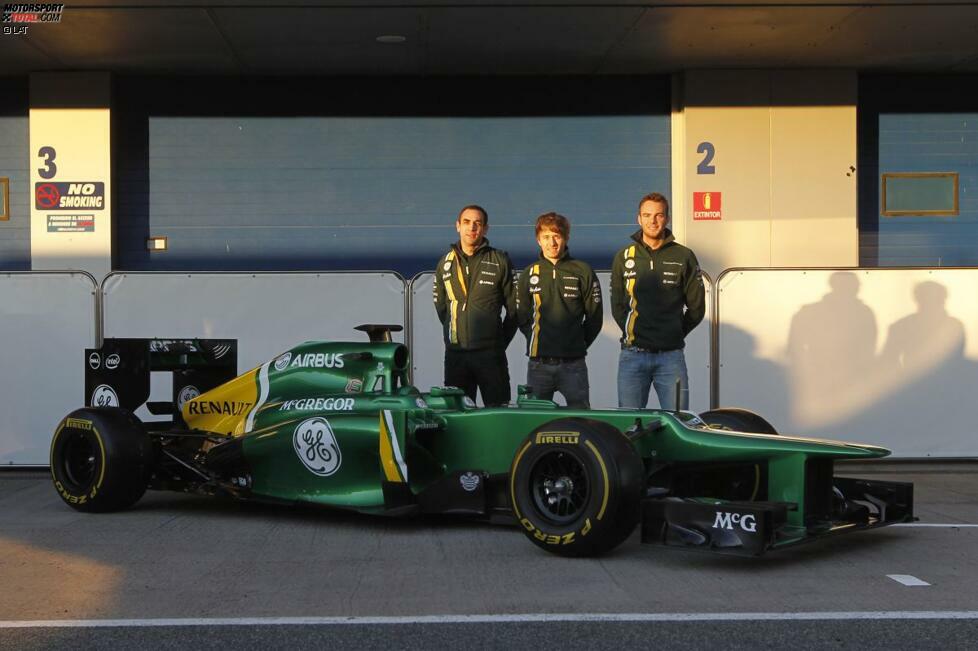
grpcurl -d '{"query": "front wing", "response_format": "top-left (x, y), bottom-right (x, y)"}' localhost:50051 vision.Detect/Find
top-left (641, 476), bottom-right (914, 556)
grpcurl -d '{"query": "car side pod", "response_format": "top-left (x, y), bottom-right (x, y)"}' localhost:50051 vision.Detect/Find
top-left (640, 474), bottom-right (915, 556)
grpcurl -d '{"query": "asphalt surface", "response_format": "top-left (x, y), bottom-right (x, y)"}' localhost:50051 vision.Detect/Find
top-left (1, 463), bottom-right (977, 649)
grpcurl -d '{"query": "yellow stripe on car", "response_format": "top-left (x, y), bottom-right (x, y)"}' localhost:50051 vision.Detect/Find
top-left (378, 410), bottom-right (407, 483)
top-left (182, 365), bottom-right (262, 437)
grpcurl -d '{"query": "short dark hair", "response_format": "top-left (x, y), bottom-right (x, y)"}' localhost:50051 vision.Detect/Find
top-left (638, 192), bottom-right (669, 216)
top-left (457, 204), bottom-right (488, 225)
top-left (535, 212), bottom-right (570, 239)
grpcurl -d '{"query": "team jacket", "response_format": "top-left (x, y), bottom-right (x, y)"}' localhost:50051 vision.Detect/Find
top-left (433, 240), bottom-right (518, 351)
top-left (516, 252), bottom-right (602, 358)
top-left (610, 229), bottom-right (705, 351)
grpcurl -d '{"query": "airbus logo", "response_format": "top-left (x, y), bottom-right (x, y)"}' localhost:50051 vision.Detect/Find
top-left (713, 511), bottom-right (758, 533)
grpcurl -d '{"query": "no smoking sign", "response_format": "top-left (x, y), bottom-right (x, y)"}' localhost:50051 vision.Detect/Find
top-left (35, 183), bottom-right (60, 209)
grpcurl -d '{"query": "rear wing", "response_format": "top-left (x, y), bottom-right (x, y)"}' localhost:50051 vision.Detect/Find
top-left (85, 338), bottom-right (238, 418)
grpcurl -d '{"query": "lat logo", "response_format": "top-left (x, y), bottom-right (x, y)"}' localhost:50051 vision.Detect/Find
top-left (713, 511), bottom-right (757, 533)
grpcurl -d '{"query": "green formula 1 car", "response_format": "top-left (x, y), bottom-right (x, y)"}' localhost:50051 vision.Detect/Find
top-left (50, 325), bottom-right (913, 557)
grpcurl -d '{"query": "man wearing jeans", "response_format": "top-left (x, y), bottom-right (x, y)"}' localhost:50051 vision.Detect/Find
top-left (611, 193), bottom-right (705, 410)
top-left (517, 212), bottom-right (602, 408)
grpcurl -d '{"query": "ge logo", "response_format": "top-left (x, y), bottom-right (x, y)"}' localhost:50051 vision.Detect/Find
top-left (293, 417), bottom-right (342, 477)
top-left (177, 385), bottom-right (200, 408)
top-left (91, 384), bottom-right (119, 407)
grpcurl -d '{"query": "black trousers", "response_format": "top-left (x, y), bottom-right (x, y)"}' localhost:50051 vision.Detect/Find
top-left (444, 348), bottom-right (511, 407)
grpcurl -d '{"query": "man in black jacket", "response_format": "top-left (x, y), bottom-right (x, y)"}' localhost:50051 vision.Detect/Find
top-left (611, 193), bottom-right (705, 410)
top-left (517, 212), bottom-right (602, 408)
top-left (433, 205), bottom-right (518, 406)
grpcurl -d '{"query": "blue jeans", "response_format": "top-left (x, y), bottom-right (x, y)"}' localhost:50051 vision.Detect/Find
top-left (617, 347), bottom-right (689, 410)
top-left (526, 357), bottom-right (590, 409)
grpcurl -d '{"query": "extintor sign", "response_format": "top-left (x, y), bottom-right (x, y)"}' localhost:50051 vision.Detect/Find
top-left (693, 192), bottom-right (722, 220)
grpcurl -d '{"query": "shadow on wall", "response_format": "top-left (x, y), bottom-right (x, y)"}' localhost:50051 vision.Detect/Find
top-left (841, 280), bottom-right (978, 452)
top-left (719, 324), bottom-right (790, 431)
top-left (783, 273), bottom-right (977, 446)
top-left (786, 272), bottom-right (878, 430)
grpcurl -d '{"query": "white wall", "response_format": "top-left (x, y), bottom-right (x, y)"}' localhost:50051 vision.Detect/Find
top-left (717, 268), bottom-right (978, 457)
top-left (0, 272), bottom-right (97, 465)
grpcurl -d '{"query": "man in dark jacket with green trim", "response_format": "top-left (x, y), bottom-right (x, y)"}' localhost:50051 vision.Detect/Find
top-left (611, 192), bottom-right (705, 410)
top-left (433, 205), bottom-right (518, 406)
top-left (517, 212), bottom-right (602, 408)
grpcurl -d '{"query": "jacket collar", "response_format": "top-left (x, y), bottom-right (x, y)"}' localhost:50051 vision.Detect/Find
top-left (536, 248), bottom-right (571, 267)
top-left (630, 228), bottom-right (675, 252)
top-left (452, 238), bottom-right (490, 258)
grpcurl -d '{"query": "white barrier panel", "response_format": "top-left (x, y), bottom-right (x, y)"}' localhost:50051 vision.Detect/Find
top-left (409, 271), bottom-right (712, 411)
top-left (102, 272), bottom-right (407, 419)
top-left (0, 272), bottom-right (98, 465)
top-left (717, 268), bottom-right (978, 457)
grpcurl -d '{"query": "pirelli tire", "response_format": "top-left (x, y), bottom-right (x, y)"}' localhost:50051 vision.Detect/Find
top-left (699, 408), bottom-right (779, 435)
top-left (509, 418), bottom-right (644, 557)
top-left (50, 407), bottom-right (153, 513)
top-left (698, 408), bottom-right (778, 501)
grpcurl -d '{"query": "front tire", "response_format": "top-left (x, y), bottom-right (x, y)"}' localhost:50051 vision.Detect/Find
top-left (696, 408), bottom-right (778, 501)
top-left (700, 408), bottom-right (778, 434)
top-left (509, 418), bottom-right (644, 557)
top-left (50, 407), bottom-right (152, 512)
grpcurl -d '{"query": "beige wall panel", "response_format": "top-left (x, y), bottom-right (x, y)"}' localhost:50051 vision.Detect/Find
top-left (683, 69), bottom-right (771, 106)
top-left (770, 73), bottom-right (857, 266)
top-left (29, 73), bottom-right (113, 281)
top-left (676, 70), bottom-right (859, 274)
top-left (682, 104), bottom-right (772, 276)
top-left (29, 107), bottom-right (112, 280)
top-left (770, 69), bottom-right (855, 106)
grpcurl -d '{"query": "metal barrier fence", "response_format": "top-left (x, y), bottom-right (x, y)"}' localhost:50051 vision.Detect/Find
top-left (4, 266), bottom-right (975, 464)
top-left (716, 267), bottom-right (978, 457)
top-left (101, 271), bottom-right (408, 423)
top-left (409, 271), bottom-right (714, 411)
top-left (0, 271), bottom-right (99, 465)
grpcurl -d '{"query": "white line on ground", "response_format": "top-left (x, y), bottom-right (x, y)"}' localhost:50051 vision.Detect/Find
top-left (3, 612), bottom-right (978, 629)
top-left (893, 523), bottom-right (978, 528)
top-left (888, 575), bottom-right (931, 587)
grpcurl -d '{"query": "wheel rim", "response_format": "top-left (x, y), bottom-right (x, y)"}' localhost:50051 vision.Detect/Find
top-left (529, 449), bottom-right (589, 524)
top-left (61, 430), bottom-right (96, 490)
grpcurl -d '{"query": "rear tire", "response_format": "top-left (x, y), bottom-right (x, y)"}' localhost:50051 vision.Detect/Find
top-left (509, 418), bottom-right (644, 557)
top-left (50, 407), bottom-right (152, 512)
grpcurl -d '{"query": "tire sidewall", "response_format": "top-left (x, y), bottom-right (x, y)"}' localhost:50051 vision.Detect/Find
top-left (50, 412), bottom-right (107, 507)
top-left (510, 418), bottom-right (642, 556)
top-left (50, 407), bottom-right (151, 512)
